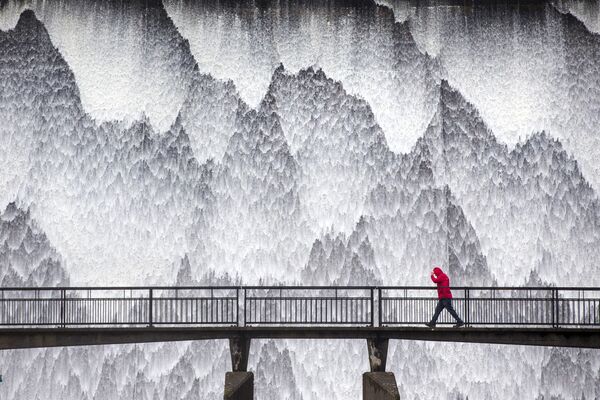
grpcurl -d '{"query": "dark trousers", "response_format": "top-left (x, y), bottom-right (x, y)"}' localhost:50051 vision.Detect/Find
top-left (430, 298), bottom-right (463, 324)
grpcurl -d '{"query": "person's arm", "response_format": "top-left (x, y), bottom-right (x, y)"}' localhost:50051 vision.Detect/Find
top-left (431, 273), bottom-right (442, 283)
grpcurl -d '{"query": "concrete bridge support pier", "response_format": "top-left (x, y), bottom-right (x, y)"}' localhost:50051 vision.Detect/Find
top-left (224, 336), bottom-right (253, 400)
top-left (363, 337), bottom-right (400, 400)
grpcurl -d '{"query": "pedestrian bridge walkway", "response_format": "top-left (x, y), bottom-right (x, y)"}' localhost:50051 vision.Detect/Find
top-left (0, 286), bottom-right (598, 349)
top-left (1, 286), bottom-right (598, 400)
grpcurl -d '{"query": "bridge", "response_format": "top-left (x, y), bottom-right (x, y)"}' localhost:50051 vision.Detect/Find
top-left (1, 286), bottom-right (599, 399)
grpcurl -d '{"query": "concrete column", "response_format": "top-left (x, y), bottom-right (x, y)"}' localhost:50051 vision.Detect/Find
top-left (224, 372), bottom-right (253, 400)
top-left (224, 336), bottom-right (253, 400)
top-left (363, 372), bottom-right (400, 400)
top-left (229, 336), bottom-right (251, 372)
top-left (367, 337), bottom-right (389, 372)
top-left (363, 338), bottom-right (400, 400)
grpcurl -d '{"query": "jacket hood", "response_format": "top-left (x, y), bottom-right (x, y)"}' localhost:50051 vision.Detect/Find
top-left (433, 267), bottom-right (443, 275)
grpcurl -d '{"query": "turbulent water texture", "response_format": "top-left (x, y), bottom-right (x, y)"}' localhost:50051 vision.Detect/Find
top-left (0, 0), bottom-right (599, 399)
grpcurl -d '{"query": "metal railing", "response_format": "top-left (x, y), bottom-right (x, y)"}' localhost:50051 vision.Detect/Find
top-left (0, 286), bottom-right (598, 328)
top-left (0, 287), bottom-right (239, 327)
top-left (244, 287), bottom-right (373, 325)
top-left (379, 287), bottom-right (600, 327)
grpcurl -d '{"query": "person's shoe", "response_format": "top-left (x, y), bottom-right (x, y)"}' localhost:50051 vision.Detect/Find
top-left (425, 322), bottom-right (436, 329)
top-left (453, 321), bottom-right (465, 328)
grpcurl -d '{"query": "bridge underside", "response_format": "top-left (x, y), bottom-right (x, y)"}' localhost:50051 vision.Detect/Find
top-left (0, 327), bottom-right (598, 350)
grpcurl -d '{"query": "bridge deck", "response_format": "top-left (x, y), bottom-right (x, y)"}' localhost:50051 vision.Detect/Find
top-left (0, 286), bottom-right (598, 350)
top-left (0, 326), bottom-right (598, 349)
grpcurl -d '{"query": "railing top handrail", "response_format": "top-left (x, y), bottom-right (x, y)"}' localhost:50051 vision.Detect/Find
top-left (378, 286), bottom-right (600, 291)
top-left (242, 286), bottom-right (374, 290)
top-left (1, 285), bottom-right (599, 291)
top-left (0, 286), bottom-right (241, 291)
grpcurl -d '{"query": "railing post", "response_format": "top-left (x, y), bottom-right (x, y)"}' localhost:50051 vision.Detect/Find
top-left (236, 288), bottom-right (240, 327)
top-left (370, 288), bottom-right (375, 327)
top-left (210, 288), bottom-right (213, 323)
top-left (335, 288), bottom-right (338, 324)
top-left (149, 288), bottom-right (153, 327)
top-left (551, 289), bottom-right (554, 327)
top-left (551, 289), bottom-right (557, 328)
top-left (60, 289), bottom-right (65, 327)
top-left (464, 288), bottom-right (470, 327)
top-left (243, 288), bottom-right (248, 327)
top-left (378, 288), bottom-right (383, 327)
top-left (554, 289), bottom-right (560, 328)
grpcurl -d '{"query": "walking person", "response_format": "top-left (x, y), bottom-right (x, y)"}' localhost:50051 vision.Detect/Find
top-left (426, 267), bottom-right (464, 328)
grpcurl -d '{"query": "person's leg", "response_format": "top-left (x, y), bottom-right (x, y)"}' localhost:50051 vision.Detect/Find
top-left (429, 300), bottom-right (445, 325)
top-left (443, 299), bottom-right (463, 323)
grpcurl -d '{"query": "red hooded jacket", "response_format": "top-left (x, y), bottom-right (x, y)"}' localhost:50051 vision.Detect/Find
top-left (431, 267), bottom-right (452, 299)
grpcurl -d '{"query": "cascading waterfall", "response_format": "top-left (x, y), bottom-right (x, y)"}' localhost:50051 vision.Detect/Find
top-left (1, 0), bottom-right (600, 399)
